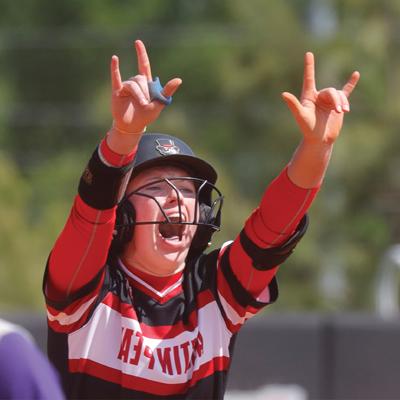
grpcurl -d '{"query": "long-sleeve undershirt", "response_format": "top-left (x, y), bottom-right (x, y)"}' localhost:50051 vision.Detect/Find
top-left (47, 138), bottom-right (319, 301)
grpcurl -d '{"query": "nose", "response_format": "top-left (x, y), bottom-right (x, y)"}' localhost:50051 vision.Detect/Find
top-left (165, 183), bottom-right (183, 205)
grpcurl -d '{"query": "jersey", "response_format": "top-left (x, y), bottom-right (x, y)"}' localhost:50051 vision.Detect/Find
top-left (44, 137), bottom-right (318, 399)
top-left (0, 318), bottom-right (65, 399)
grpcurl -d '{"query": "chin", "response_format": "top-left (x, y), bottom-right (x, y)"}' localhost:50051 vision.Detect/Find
top-left (159, 249), bottom-right (189, 266)
top-left (148, 254), bottom-right (185, 276)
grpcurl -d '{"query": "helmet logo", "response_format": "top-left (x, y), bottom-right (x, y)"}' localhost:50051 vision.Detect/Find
top-left (155, 139), bottom-right (180, 156)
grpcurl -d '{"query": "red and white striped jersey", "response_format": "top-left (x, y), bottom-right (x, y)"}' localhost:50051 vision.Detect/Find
top-left (46, 244), bottom-right (281, 398)
top-left (44, 140), bottom-right (317, 399)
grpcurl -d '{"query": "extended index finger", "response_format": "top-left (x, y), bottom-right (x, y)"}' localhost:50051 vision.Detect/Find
top-left (342, 71), bottom-right (360, 98)
top-left (135, 40), bottom-right (152, 81)
top-left (301, 51), bottom-right (317, 100)
top-left (110, 55), bottom-right (123, 91)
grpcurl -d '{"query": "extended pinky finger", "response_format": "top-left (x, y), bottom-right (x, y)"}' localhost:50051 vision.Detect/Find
top-left (342, 71), bottom-right (360, 98)
top-left (162, 78), bottom-right (182, 98)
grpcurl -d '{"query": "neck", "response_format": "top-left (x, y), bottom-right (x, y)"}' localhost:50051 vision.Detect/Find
top-left (121, 254), bottom-right (185, 277)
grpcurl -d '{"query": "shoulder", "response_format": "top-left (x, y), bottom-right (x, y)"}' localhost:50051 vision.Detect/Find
top-left (0, 318), bottom-right (64, 399)
top-left (188, 242), bottom-right (233, 281)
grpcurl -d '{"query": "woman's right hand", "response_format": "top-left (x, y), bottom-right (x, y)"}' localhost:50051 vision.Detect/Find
top-left (110, 40), bottom-right (182, 135)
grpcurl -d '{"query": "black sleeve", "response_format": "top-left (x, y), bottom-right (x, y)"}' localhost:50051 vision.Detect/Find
top-left (78, 146), bottom-right (134, 210)
top-left (238, 214), bottom-right (309, 270)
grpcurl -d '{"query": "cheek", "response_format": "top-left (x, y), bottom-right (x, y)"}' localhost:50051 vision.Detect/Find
top-left (132, 198), bottom-right (160, 222)
top-left (133, 225), bottom-right (155, 244)
top-left (187, 200), bottom-right (199, 221)
top-left (189, 224), bottom-right (198, 239)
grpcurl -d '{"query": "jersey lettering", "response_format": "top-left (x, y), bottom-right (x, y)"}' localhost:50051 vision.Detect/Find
top-left (117, 328), bottom-right (204, 376)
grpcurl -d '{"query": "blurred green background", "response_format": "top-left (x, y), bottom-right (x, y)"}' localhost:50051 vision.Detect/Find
top-left (0, 0), bottom-right (399, 312)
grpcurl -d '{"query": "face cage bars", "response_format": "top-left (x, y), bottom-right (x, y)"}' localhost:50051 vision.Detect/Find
top-left (118, 177), bottom-right (224, 232)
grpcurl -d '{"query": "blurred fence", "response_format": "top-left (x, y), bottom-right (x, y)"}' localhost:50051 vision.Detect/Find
top-left (1, 311), bottom-right (399, 400)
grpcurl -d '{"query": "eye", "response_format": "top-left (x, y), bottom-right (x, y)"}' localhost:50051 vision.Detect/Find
top-left (181, 187), bottom-right (195, 194)
top-left (141, 183), bottom-right (165, 195)
top-left (147, 185), bottom-right (162, 191)
top-left (177, 184), bottom-right (195, 195)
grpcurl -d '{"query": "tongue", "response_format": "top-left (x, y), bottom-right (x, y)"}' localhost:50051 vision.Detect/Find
top-left (159, 224), bottom-right (183, 239)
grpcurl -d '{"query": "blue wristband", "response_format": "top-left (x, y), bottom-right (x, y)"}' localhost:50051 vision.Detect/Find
top-left (148, 77), bottom-right (172, 106)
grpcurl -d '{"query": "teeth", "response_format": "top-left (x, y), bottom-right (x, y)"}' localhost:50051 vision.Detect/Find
top-left (166, 215), bottom-right (186, 223)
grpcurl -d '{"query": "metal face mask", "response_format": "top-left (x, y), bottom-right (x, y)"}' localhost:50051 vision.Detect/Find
top-left (123, 176), bottom-right (223, 240)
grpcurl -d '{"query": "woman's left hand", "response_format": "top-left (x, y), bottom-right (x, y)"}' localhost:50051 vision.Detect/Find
top-left (281, 52), bottom-right (360, 145)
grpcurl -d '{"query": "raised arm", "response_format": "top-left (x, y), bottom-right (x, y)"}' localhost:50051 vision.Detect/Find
top-left (219, 53), bottom-right (360, 316)
top-left (46, 40), bottom-right (181, 300)
top-left (107, 40), bottom-right (181, 154)
top-left (282, 52), bottom-right (360, 188)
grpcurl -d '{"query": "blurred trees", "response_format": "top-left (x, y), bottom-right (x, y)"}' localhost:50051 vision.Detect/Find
top-left (0, 0), bottom-right (399, 311)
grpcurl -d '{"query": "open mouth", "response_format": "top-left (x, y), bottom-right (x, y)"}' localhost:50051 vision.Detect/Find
top-left (158, 216), bottom-right (186, 240)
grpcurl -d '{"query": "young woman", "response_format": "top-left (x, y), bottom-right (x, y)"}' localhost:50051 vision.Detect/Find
top-left (44, 40), bottom-right (359, 399)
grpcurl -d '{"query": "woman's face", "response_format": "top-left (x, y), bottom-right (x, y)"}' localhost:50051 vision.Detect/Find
top-left (121, 165), bottom-right (199, 276)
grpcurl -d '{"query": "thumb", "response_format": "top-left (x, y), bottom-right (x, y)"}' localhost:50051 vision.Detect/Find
top-left (281, 91), bottom-right (303, 119)
top-left (162, 78), bottom-right (182, 98)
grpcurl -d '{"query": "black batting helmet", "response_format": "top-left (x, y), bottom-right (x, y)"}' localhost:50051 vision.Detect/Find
top-left (130, 133), bottom-right (217, 183)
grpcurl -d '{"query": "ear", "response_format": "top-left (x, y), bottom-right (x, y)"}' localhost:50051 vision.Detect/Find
top-left (110, 199), bottom-right (136, 255)
top-left (199, 203), bottom-right (212, 224)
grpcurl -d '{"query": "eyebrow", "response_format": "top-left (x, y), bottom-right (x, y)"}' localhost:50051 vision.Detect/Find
top-left (142, 173), bottom-right (190, 182)
top-left (144, 177), bottom-right (193, 185)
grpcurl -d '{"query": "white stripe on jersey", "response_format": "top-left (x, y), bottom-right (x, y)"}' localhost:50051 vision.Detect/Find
top-left (217, 290), bottom-right (256, 326)
top-left (118, 259), bottom-right (184, 298)
top-left (256, 284), bottom-right (271, 303)
top-left (216, 241), bottom-right (260, 326)
top-left (68, 300), bottom-right (232, 384)
top-left (47, 295), bottom-right (97, 326)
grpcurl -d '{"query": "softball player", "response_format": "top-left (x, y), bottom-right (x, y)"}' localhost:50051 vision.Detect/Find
top-left (44, 40), bottom-right (359, 399)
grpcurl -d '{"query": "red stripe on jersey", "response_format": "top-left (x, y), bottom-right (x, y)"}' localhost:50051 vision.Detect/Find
top-left (125, 264), bottom-right (183, 293)
top-left (215, 289), bottom-right (243, 333)
top-left (46, 270), bottom-right (105, 317)
top-left (69, 358), bottom-right (186, 395)
top-left (229, 238), bottom-right (277, 296)
top-left (127, 278), bottom-right (183, 304)
top-left (118, 259), bottom-right (184, 303)
top-left (217, 268), bottom-right (265, 320)
top-left (47, 302), bottom-right (94, 333)
top-left (216, 257), bottom-right (264, 333)
top-left (47, 271), bottom-right (105, 333)
top-left (217, 261), bottom-right (246, 315)
top-left (101, 289), bottom-right (215, 339)
top-left (190, 355), bottom-right (230, 385)
top-left (69, 355), bottom-right (230, 396)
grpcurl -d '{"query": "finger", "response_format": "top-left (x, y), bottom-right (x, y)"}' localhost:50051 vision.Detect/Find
top-left (342, 71), bottom-right (360, 98)
top-left (282, 91), bottom-right (303, 119)
top-left (129, 74), bottom-right (150, 100)
top-left (338, 90), bottom-right (350, 112)
top-left (301, 52), bottom-right (317, 100)
top-left (320, 88), bottom-right (343, 113)
top-left (135, 39), bottom-right (152, 81)
top-left (162, 78), bottom-right (183, 97)
top-left (111, 55), bottom-right (123, 91)
top-left (120, 81), bottom-right (148, 106)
